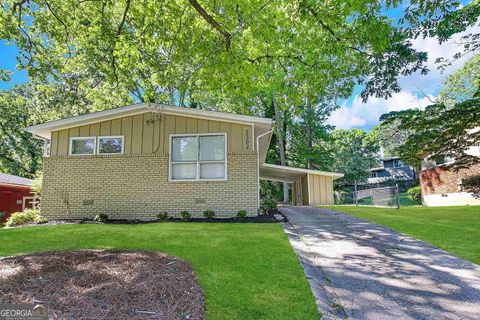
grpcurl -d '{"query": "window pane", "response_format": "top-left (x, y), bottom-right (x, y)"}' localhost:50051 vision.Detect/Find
top-left (199, 135), bottom-right (225, 161)
top-left (200, 163), bottom-right (225, 179)
top-left (99, 137), bottom-right (123, 154)
top-left (172, 136), bottom-right (198, 161)
top-left (71, 138), bottom-right (95, 155)
top-left (172, 163), bottom-right (197, 180)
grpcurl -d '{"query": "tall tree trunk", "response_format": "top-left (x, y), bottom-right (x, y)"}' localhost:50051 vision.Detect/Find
top-left (273, 97), bottom-right (289, 203)
top-left (306, 96), bottom-right (313, 169)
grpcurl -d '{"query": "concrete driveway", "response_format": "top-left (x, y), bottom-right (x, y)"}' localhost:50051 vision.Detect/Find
top-left (281, 206), bottom-right (480, 320)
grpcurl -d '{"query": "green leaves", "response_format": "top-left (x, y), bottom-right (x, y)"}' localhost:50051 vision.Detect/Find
top-left (326, 129), bottom-right (380, 187)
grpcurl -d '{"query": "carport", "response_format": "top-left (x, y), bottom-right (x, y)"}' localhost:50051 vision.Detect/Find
top-left (259, 164), bottom-right (343, 205)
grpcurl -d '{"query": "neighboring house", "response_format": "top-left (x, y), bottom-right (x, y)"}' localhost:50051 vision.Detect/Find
top-left (0, 173), bottom-right (34, 223)
top-left (419, 139), bottom-right (480, 206)
top-left (368, 157), bottom-right (416, 184)
top-left (26, 103), bottom-right (343, 220)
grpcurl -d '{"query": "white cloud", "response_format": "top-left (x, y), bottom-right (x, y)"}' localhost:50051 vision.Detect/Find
top-left (329, 91), bottom-right (434, 130)
top-left (329, 23), bottom-right (480, 130)
top-left (401, 24), bottom-right (480, 93)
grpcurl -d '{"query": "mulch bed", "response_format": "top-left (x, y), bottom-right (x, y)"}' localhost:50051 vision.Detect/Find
top-left (4, 209), bottom-right (287, 229)
top-left (0, 250), bottom-right (204, 320)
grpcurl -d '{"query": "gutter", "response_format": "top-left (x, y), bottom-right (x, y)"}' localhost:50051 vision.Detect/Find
top-left (256, 128), bottom-right (273, 211)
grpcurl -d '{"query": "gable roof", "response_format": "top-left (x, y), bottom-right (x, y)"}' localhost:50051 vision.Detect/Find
top-left (26, 103), bottom-right (273, 139)
top-left (0, 173), bottom-right (32, 187)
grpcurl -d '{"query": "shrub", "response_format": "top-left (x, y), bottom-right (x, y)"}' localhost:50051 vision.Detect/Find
top-left (203, 209), bottom-right (215, 219)
top-left (260, 197), bottom-right (278, 215)
top-left (236, 210), bottom-right (247, 219)
top-left (5, 209), bottom-right (47, 227)
top-left (180, 211), bottom-right (191, 220)
top-left (94, 213), bottom-right (109, 222)
top-left (463, 174), bottom-right (480, 194)
top-left (407, 186), bottom-right (422, 205)
top-left (156, 212), bottom-right (169, 220)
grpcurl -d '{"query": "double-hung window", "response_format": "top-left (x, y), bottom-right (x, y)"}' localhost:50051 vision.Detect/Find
top-left (170, 134), bottom-right (227, 181)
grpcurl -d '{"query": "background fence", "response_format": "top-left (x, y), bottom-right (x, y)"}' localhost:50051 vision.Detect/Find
top-left (335, 183), bottom-right (401, 208)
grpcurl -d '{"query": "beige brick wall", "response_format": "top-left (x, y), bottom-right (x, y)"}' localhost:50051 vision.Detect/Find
top-left (41, 153), bottom-right (258, 220)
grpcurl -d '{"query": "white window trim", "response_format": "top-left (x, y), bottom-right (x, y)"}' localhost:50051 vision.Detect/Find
top-left (97, 135), bottom-right (125, 155)
top-left (69, 136), bottom-right (97, 156)
top-left (169, 133), bottom-right (227, 182)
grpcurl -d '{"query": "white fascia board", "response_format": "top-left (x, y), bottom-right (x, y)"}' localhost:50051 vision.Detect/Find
top-left (26, 102), bottom-right (273, 139)
top-left (26, 103), bottom-right (151, 139)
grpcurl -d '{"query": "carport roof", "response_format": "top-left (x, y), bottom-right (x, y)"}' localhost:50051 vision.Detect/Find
top-left (259, 164), bottom-right (343, 183)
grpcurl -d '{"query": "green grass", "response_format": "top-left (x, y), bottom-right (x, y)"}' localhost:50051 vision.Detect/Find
top-left (0, 223), bottom-right (318, 320)
top-left (324, 205), bottom-right (480, 264)
top-left (399, 192), bottom-right (418, 206)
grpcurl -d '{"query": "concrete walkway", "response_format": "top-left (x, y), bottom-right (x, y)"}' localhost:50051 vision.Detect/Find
top-left (281, 206), bottom-right (480, 320)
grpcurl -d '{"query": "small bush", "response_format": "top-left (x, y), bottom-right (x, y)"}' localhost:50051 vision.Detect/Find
top-left (5, 209), bottom-right (46, 227)
top-left (180, 211), bottom-right (191, 220)
top-left (94, 213), bottom-right (109, 222)
top-left (236, 210), bottom-right (247, 219)
top-left (260, 197), bottom-right (278, 215)
top-left (463, 174), bottom-right (480, 194)
top-left (407, 186), bottom-right (422, 205)
top-left (156, 212), bottom-right (169, 220)
top-left (203, 209), bottom-right (215, 219)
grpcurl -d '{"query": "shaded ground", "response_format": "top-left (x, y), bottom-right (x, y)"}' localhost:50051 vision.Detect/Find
top-left (282, 206), bottom-right (480, 320)
top-left (0, 250), bottom-right (204, 320)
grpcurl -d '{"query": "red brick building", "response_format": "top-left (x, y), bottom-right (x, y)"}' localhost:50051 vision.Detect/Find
top-left (0, 173), bottom-right (34, 223)
top-left (420, 163), bottom-right (480, 206)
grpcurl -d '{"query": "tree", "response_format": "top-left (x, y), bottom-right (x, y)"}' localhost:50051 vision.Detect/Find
top-left (368, 120), bottom-right (413, 158)
top-left (2, 0), bottom-right (477, 193)
top-left (0, 86), bottom-right (43, 177)
top-left (327, 129), bottom-right (380, 187)
top-left (439, 54), bottom-right (480, 105)
top-left (0, 80), bottom-right (131, 177)
top-left (288, 98), bottom-right (335, 170)
top-left (379, 54), bottom-right (480, 168)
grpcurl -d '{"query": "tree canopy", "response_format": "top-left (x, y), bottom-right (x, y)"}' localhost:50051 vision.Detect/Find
top-left (378, 54), bottom-right (480, 169)
top-left (1, 0), bottom-right (479, 196)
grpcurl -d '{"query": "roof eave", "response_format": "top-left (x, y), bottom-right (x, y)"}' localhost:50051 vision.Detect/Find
top-left (26, 103), bottom-right (273, 140)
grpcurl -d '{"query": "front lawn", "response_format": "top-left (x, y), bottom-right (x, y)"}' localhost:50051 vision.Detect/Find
top-left (324, 205), bottom-right (480, 264)
top-left (0, 223), bottom-right (318, 319)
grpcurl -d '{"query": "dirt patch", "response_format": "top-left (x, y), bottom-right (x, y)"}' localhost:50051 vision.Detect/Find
top-left (0, 250), bottom-right (204, 319)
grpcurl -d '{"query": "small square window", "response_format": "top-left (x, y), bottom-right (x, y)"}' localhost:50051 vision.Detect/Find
top-left (98, 136), bottom-right (124, 154)
top-left (70, 137), bottom-right (96, 155)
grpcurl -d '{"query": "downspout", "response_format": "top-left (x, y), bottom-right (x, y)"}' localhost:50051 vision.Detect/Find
top-left (256, 128), bottom-right (273, 212)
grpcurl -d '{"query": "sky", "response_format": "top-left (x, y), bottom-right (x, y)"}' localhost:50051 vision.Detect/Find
top-left (328, 24), bottom-right (479, 131)
top-left (0, 2), bottom-right (478, 131)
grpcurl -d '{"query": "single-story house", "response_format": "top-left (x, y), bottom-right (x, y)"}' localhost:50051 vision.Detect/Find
top-left (26, 103), bottom-right (343, 219)
top-left (0, 173), bottom-right (34, 223)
